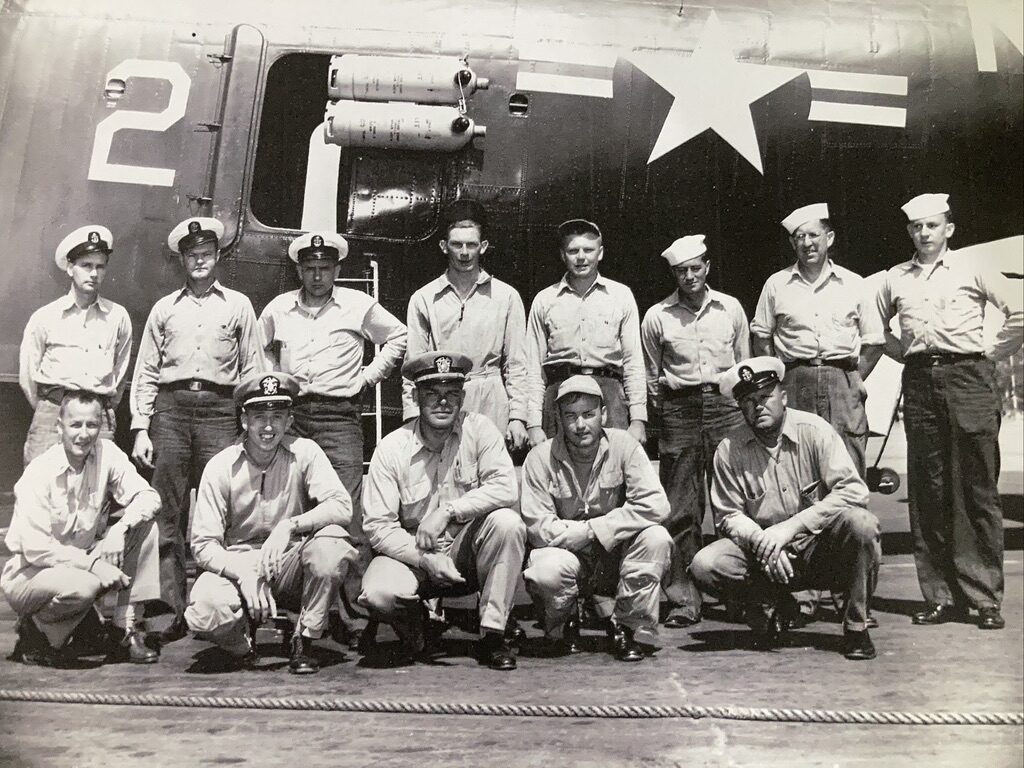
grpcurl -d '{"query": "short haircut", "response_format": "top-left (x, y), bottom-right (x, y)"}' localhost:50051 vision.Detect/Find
top-left (442, 200), bottom-right (487, 239)
top-left (58, 389), bottom-right (104, 417)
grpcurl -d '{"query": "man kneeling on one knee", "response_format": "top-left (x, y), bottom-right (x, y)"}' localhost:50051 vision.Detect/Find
top-left (690, 357), bottom-right (880, 660)
top-left (2, 390), bottom-right (160, 666)
top-left (185, 372), bottom-right (357, 674)
top-left (521, 375), bottom-right (671, 662)
top-left (358, 351), bottom-right (526, 671)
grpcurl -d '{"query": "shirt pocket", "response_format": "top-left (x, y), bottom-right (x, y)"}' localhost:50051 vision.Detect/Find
top-left (740, 473), bottom-right (767, 518)
top-left (399, 475), bottom-right (432, 507)
top-left (454, 459), bottom-right (479, 491)
top-left (596, 468), bottom-right (625, 514)
top-left (585, 313), bottom-right (620, 354)
top-left (212, 322), bottom-right (238, 360)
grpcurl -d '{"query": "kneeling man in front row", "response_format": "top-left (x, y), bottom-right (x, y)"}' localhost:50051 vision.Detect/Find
top-left (521, 376), bottom-right (671, 662)
top-left (690, 357), bottom-right (880, 660)
top-left (3, 391), bottom-right (160, 666)
top-left (359, 351), bottom-right (526, 670)
top-left (185, 372), bottom-right (357, 674)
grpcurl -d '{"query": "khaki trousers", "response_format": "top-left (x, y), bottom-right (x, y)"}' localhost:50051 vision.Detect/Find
top-left (523, 525), bottom-right (672, 635)
top-left (1, 521), bottom-right (159, 647)
top-left (185, 525), bottom-right (355, 651)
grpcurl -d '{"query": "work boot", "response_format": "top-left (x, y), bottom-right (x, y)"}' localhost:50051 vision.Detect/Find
top-left (288, 634), bottom-right (319, 675)
top-left (479, 631), bottom-right (517, 671)
top-left (108, 627), bottom-right (160, 664)
top-left (612, 624), bottom-right (644, 662)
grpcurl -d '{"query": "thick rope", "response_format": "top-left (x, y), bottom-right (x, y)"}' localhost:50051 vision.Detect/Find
top-left (0, 689), bottom-right (1020, 726)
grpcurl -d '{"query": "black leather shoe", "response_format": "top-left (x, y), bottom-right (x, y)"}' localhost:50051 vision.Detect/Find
top-left (978, 607), bottom-right (1005, 630)
top-left (663, 610), bottom-right (701, 629)
top-left (866, 612), bottom-right (879, 629)
top-left (159, 615), bottom-right (189, 643)
top-left (288, 635), bottom-right (320, 675)
top-left (11, 619), bottom-right (65, 667)
top-left (562, 616), bottom-right (584, 654)
top-left (108, 628), bottom-right (159, 664)
top-left (912, 604), bottom-right (966, 625)
top-left (329, 612), bottom-right (363, 650)
top-left (613, 625), bottom-right (644, 662)
top-left (843, 629), bottom-right (876, 660)
top-left (480, 632), bottom-right (517, 670)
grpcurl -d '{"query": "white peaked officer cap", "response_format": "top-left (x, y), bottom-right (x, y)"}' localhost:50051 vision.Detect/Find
top-left (167, 217), bottom-right (225, 254)
top-left (719, 356), bottom-right (786, 400)
top-left (781, 203), bottom-right (830, 235)
top-left (288, 231), bottom-right (349, 263)
top-left (901, 193), bottom-right (950, 221)
top-left (55, 225), bottom-right (113, 270)
top-left (661, 235), bottom-right (707, 267)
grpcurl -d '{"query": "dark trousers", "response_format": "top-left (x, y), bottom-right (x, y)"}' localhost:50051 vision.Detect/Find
top-left (289, 399), bottom-right (366, 565)
top-left (659, 390), bottom-right (744, 619)
top-left (782, 366), bottom-right (868, 478)
top-left (903, 358), bottom-right (1004, 609)
top-left (541, 375), bottom-right (629, 438)
top-left (149, 388), bottom-right (238, 617)
top-left (689, 508), bottom-right (880, 632)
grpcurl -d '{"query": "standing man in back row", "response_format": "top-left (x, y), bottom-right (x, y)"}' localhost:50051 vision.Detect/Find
top-left (876, 193), bottom-right (1023, 631)
top-left (260, 230), bottom-right (407, 597)
top-left (20, 225), bottom-right (132, 465)
top-left (130, 217), bottom-right (265, 641)
top-left (641, 235), bottom-right (750, 628)
top-left (752, 203), bottom-right (884, 477)
top-left (404, 200), bottom-right (529, 451)
top-left (526, 219), bottom-right (647, 447)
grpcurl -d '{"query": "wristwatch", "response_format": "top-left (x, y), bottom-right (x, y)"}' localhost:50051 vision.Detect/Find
top-left (443, 503), bottom-right (458, 524)
top-left (288, 517), bottom-right (301, 536)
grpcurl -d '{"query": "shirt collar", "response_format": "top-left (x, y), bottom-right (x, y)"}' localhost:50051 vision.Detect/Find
top-left (61, 290), bottom-right (111, 314)
top-left (433, 269), bottom-right (492, 296)
top-left (786, 259), bottom-right (838, 286)
top-left (556, 272), bottom-right (607, 296)
top-left (737, 412), bottom-right (799, 448)
top-left (49, 442), bottom-right (98, 478)
top-left (664, 288), bottom-right (721, 315)
top-left (550, 430), bottom-right (610, 469)
top-left (237, 435), bottom-right (298, 465)
top-left (910, 247), bottom-right (954, 271)
top-left (410, 412), bottom-right (465, 455)
top-left (292, 287), bottom-right (340, 312)
top-left (176, 279), bottom-right (225, 301)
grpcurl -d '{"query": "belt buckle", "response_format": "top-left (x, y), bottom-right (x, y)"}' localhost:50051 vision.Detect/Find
top-left (808, 357), bottom-right (824, 367)
top-left (929, 356), bottom-right (942, 367)
top-left (187, 380), bottom-right (202, 392)
top-left (701, 383), bottom-right (717, 394)
top-left (580, 367), bottom-right (596, 375)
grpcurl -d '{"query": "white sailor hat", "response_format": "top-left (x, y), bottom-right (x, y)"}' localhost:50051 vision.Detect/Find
top-left (901, 193), bottom-right (950, 221)
top-left (234, 371), bottom-right (299, 410)
top-left (167, 217), bottom-right (225, 254)
top-left (55, 225), bottom-right (113, 270)
top-left (781, 203), bottom-right (830, 235)
top-left (557, 218), bottom-right (602, 241)
top-left (661, 235), bottom-right (707, 267)
top-left (402, 350), bottom-right (473, 385)
top-left (287, 231), bottom-right (349, 263)
top-left (719, 356), bottom-right (786, 401)
top-left (556, 375), bottom-right (604, 402)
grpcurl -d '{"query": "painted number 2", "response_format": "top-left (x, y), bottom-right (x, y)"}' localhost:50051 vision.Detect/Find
top-left (88, 59), bottom-right (191, 187)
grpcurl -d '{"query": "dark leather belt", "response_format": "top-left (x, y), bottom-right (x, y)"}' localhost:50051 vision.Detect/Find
top-left (785, 357), bottom-right (858, 372)
top-left (544, 363), bottom-right (623, 383)
top-left (664, 383), bottom-right (719, 399)
top-left (164, 379), bottom-right (234, 397)
top-left (36, 384), bottom-right (109, 407)
top-left (904, 351), bottom-right (986, 368)
top-left (294, 393), bottom-right (359, 405)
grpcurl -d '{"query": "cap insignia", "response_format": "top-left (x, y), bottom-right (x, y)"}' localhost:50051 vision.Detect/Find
top-left (88, 231), bottom-right (100, 244)
top-left (188, 221), bottom-right (201, 234)
top-left (260, 376), bottom-right (280, 395)
top-left (311, 234), bottom-right (323, 247)
top-left (739, 366), bottom-right (754, 383)
top-left (434, 355), bottom-right (452, 374)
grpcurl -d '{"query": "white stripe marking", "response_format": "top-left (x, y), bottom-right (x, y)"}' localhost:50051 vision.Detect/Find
top-left (516, 41), bottom-right (619, 69)
top-left (807, 70), bottom-right (908, 96)
top-left (515, 71), bottom-right (613, 98)
top-left (808, 101), bottom-right (906, 128)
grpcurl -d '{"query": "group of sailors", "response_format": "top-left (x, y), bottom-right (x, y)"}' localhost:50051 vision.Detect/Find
top-left (3, 192), bottom-right (1021, 674)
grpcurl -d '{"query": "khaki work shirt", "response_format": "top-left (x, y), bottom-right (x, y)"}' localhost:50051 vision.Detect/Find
top-left (191, 436), bottom-right (352, 577)
top-left (751, 261), bottom-right (883, 361)
top-left (19, 292), bottom-right (132, 407)
top-left (130, 281), bottom-right (265, 430)
top-left (525, 274), bottom-right (647, 428)
top-left (711, 409), bottom-right (869, 548)
top-left (260, 286), bottom-right (407, 398)
top-left (520, 428), bottom-right (669, 551)
top-left (362, 412), bottom-right (518, 567)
